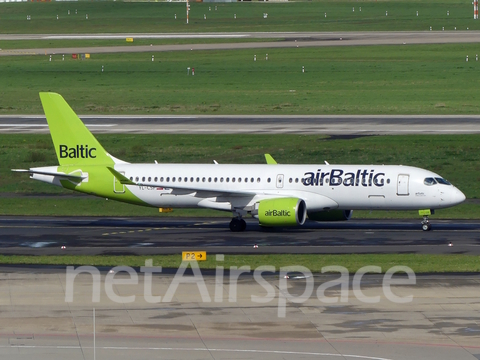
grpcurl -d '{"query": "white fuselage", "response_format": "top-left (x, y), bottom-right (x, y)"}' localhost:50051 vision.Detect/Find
top-left (111, 163), bottom-right (465, 212)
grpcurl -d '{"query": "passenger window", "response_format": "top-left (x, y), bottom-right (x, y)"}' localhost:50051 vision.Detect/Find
top-left (202, 177), bottom-right (206, 182)
top-left (208, 177), bottom-right (212, 182)
top-left (142, 177), bottom-right (145, 182)
top-left (245, 178), bottom-right (248, 183)
top-left (178, 177), bottom-right (182, 182)
top-left (220, 177), bottom-right (224, 182)
top-left (154, 177), bottom-right (158, 182)
top-left (238, 178), bottom-right (241, 183)
top-left (289, 178), bottom-right (292, 183)
top-left (251, 178), bottom-right (254, 183)
top-left (160, 177), bottom-right (164, 182)
top-left (257, 178), bottom-right (261, 183)
top-left (232, 178), bottom-right (235, 183)
top-left (148, 177), bottom-right (151, 182)
top-left (172, 177), bottom-right (176, 182)
top-left (226, 177), bottom-right (230, 182)
top-left (295, 178), bottom-right (299, 183)
top-left (130, 177), bottom-right (133, 181)
top-left (190, 177), bottom-right (194, 182)
top-left (267, 178), bottom-right (271, 183)
top-left (196, 177), bottom-right (200, 182)
top-left (166, 177), bottom-right (170, 182)
top-left (184, 177), bottom-right (188, 182)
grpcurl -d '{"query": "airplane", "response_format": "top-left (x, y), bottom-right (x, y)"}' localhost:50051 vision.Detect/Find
top-left (13, 93), bottom-right (466, 232)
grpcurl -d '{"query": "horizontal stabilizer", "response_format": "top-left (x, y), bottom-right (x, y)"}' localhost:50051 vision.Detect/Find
top-left (12, 168), bottom-right (86, 180)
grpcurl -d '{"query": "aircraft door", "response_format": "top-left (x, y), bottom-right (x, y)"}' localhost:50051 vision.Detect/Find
top-left (397, 174), bottom-right (409, 196)
top-left (276, 174), bottom-right (284, 188)
top-left (114, 171), bottom-right (126, 193)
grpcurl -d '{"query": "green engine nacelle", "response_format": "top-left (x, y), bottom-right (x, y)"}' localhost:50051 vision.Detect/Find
top-left (308, 210), bottom-right (353, 222)
top-left (258, 197), bottom-right (307, 227)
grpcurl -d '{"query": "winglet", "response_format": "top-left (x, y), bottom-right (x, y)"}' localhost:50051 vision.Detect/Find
top-left (107, 167), bottom-right (136, 185)
top-left (264, 154), bottom-right (277, 165)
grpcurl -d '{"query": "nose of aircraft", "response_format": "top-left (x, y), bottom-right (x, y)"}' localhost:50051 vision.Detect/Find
top-left (451, 187), bottom-right (466, 205)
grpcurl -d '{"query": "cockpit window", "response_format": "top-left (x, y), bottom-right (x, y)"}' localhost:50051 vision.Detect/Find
top-left (424, 177), bottom-right (437, 186)
top-left (435, 177), bottom-right (451, 185)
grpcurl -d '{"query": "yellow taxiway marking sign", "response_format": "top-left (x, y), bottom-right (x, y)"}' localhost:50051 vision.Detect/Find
top-left (182, 251), bottom-right (207, 261)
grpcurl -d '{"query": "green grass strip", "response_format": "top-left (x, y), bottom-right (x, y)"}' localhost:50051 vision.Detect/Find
top-left (0, 1), bottom-right (478, 34)
top-left (1, 254), bottom-right (479, 273)
top-left (2, 44), bottom-right (480, 115)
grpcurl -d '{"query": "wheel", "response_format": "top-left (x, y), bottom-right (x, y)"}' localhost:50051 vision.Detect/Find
top-left (229, 218), bottom-right (244, 232)
top-left (422, 223), bottom-right (432, 231)
top-left (240, 219), bottom-right (247, 231)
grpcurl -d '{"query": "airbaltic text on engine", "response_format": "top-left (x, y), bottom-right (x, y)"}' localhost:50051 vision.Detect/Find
top-left (264, 210), bottom-right (291, 217)
top-left (59, 145), bottom-right (97, 159)
top-left (302, 169), bottom-right (385, 187)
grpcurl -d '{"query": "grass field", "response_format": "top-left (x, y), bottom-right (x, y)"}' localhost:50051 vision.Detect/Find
top-left (1, 133), bottom-right (478, 218)
top-left (1, 44), bottom-right (480, 115)
top-left (0, 0), bottom-right (478, 34)
top-left (1, 254), bottom-right (479, 273)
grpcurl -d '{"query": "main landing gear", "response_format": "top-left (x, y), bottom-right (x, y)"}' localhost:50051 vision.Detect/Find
top-left (419, 209), bottom-right (433, 231)
top-left (229, 217), bottom-right (246, 232)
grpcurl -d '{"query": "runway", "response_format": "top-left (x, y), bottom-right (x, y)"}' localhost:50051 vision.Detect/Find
top-left (0, 268), bottom-right (479, 360)
top-left (1, 31), bottom-right (480, 56)
top-left (2, 115), bottom-right (480, 134)
top-left (1, 216), bottom-right (479, 255)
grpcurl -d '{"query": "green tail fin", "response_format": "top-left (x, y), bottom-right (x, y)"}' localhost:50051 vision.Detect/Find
top-left (39, 92), bottom-right (114, 166)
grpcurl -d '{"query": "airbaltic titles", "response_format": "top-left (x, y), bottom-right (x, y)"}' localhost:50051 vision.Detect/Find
top-left (302, 169), bottom-right (386, 187)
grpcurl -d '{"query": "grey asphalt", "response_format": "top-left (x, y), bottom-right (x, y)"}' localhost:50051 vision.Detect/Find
top-left (1, 216), bottom-right (479, 255)
top-left (0, 268), bottom-right (479, 360)
top-left (2, 114), bottom-right (480, 134)
top-left (1, 31), bottom-right (480, 56)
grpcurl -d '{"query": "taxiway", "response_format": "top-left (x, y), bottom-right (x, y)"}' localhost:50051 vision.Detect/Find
top-left (1, 216), bottom-right (479, 255)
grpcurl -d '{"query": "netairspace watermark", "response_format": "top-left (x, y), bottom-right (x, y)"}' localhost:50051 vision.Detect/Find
top-left (65, 256), bottom-right (416, 318)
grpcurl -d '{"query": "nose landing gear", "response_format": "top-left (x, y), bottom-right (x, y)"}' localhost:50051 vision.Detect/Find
top-left (421, 219), bottom-right (432, 231)
top-left (419, 209), bottom-right (433, 231)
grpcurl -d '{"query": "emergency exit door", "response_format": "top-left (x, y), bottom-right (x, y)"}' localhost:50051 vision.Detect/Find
top-left (276, 174), bottom-right (284, 188)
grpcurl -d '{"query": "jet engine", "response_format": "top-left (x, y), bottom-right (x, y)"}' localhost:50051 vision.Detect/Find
top-left (257, 197), bottom-right (307, 226)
